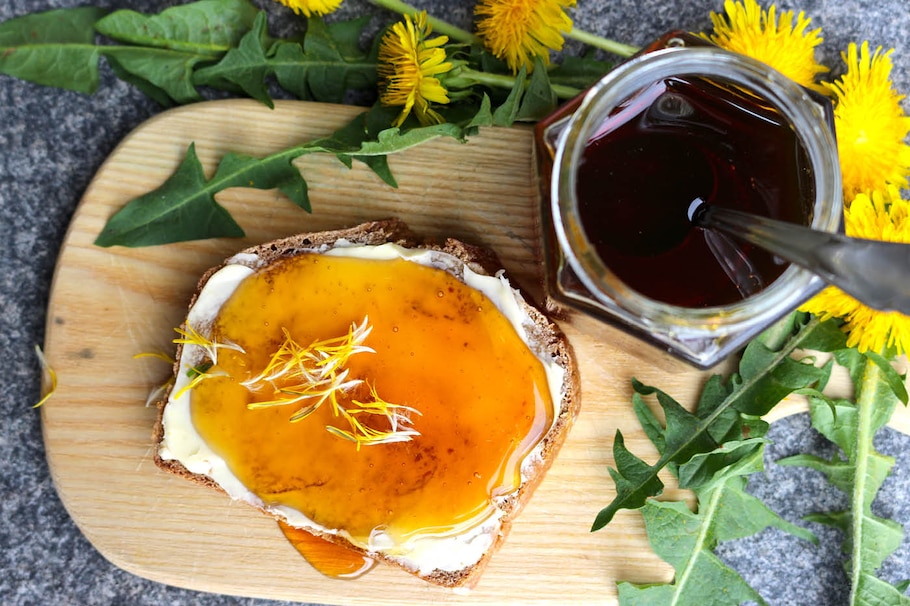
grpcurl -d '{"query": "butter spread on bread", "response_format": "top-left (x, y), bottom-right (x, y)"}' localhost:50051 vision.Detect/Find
top-left (154, 219), bottom-right (580, 589)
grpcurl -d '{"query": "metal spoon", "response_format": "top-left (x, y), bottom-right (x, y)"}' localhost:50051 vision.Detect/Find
top-left (688, 198), bottom-right (910, 314)
top-left (701, 227), bottom-right (765, 299)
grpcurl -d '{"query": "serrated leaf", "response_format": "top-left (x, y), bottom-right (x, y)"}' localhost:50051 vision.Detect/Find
top-left (317, 14), bottom-right (368, 58)
top-left (807, 394), bottom-right (860, 457)
top-left (623, 500), bottom-right (769, 606)
top-left (592, 430), bottom-right (664, 531)
top-left (547, 52), bottom-right (612, 90)
top-left (351, 155), bottom-right (395, 187)
top-left (804, 509), bottom-right (850, 532)
top-left (616, 582), bottom-right (675, 605)
top-left (271, 17), bottom-right (377, 103)
top-left (854, 576), bottom-right (910, 606)
top-left (193, 11), bottom-right (273, 106)
top-left (0, 7), bottom-right (107, 93)
top-left (94, 141), bottom-right (312, 247)
top-left (695, 375), bottom-right (745, 444)
top-left (756, 309), bottom-right (808, 349)
top-left (677, 438), bottom-right (765, 489)
top-left (105, 53), bottom-right (175, 106)
top-left (463, 93), bottom-right (494, 129)
top-left (595, 314), bottom-right (833, 531)
top-left (779, 452), bottom-right (855, 494)
top-left (835, 347), bottom-right (867, 386)
top-left (858, 514), bottom-right (905, 572)
top-left (656, 389), bottom-right (718, 459)
top-left (194, 13), bottom-right (379, 106)
top-left (486, 59), bottom-right (561, 126)
top-left (354, 120), bottom-right (473, 157)
top-left (515, 57), bottom-right (558, 121)
top-left (594, 381), bottom-right (719, 529)
top-left (491, 65), bottom-right (528, 127)
top-left (0, 7), bottom-right (105, 46)
top-left (694, 374), bottom-right (733, 417)
top-left (212, 150), bottom-right (309, 208)
top-left (733, 341), bottom-right (830, 416)
top-left (94, 0), bottom-right (257, 55)
top-left (618, 445), bottom-right (814, 606)
top-left (94, 98), bottom-right (502, 248)
top-left (866, 350), bottom-right (909, 405)
top-left (600, 350), bottom-right (800, 528)
top-left (94, 143), bottom-right (244, 246)
top-left (740, 415), bottom-right (769, 440)
top-left (797, 313), bottom-right (849, 352)
top-left (784, 352), bottom-right (910, 605)
top-left (632, 392), bottom-right (665, 453)
top-left (94, 0), bottom-right (259, 105)
top-left (321, 100), bottom-right (491, 185)
top-left (709, 474), bottom-right (816, 545)
top-left (103, 47), bottom-right (206, 103)
top-left (311, 107), bottom-right (398, 186)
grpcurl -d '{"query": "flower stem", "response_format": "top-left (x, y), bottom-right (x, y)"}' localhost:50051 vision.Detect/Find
top-left (566, 28), bottom-right (639, 58)
top-left (368, 0), bottom-right (639, 64)
top-left (458, 67), bottom-right (581, 100)
top-left (368, 0), bottom-right (479, 45)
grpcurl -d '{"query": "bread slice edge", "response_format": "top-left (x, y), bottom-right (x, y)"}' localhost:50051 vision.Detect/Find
top-left (152, 218), bottom-right (582, 589)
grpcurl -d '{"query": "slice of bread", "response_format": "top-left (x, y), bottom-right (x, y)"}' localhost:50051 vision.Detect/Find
top-left (153, 218), bottom-right (580, 589)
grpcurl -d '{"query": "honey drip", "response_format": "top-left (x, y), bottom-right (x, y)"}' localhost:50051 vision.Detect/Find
top-left (277, 520), bottom-right (376, 579)
top-left (190, 254), bottom-right (555, 549)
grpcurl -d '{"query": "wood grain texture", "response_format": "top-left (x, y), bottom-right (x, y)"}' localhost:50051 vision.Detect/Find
top-left (42, 99), bottom-right (910, 604)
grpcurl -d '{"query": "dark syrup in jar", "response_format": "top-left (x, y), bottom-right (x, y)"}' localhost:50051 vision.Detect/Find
top-left (575, 75), bottom-right (814, 308)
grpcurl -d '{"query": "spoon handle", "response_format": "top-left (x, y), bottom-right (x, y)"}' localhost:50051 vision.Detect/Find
top-left (693, 203), bottom-right (910, 314)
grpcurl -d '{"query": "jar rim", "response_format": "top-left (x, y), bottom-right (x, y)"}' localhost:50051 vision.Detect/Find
top-left (550, 45), bottom-right (843, 341)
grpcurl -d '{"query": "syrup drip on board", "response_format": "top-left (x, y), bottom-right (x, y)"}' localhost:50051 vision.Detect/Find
top-left (277, 520), bottom-right (376, 579)
top-left (575, 75), bottom-right (814, 308)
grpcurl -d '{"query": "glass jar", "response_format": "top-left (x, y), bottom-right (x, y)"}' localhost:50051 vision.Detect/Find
top-left (535, 32), bottom-right (842, 368)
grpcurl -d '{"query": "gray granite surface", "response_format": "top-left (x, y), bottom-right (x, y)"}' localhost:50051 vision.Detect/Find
top-left (2, 0), bottom-right (909, 604)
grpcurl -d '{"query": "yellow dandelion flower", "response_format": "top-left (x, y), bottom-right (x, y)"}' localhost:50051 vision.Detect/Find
top-left (706, 0), bottom-right (827, 93)
top-left (378, 11), bottom-right (452, 127)
top-left (825, 42), bottom-right (910, 201)
top-left (475, 0), bottom-right (576, 74)
top-left (800, 186), bottom-right (910, 355)
top-left (273, 0), bottom-right (343, 17)
top-left (33, 345), bottom-right (57, 408)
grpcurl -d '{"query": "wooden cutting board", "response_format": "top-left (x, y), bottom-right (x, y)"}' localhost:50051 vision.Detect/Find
top-left (42, 99), bottom-right (910, 605)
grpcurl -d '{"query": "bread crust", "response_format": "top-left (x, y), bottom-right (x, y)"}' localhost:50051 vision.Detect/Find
top-left (153, 218), bottom-right (581, 589)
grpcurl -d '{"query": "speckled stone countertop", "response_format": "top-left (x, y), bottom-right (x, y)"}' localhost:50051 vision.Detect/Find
top-left (2, 1), bottom-right (909, 604)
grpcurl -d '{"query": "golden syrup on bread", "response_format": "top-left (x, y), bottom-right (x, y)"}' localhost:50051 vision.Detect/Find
top-left (190, 254), bottom-right (555, 548)
top-left (277, 520), bottom-right (376, 579)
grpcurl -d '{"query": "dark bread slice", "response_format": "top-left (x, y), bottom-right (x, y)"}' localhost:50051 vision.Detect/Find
top-left (153, 218), bottom-right (581, 589)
